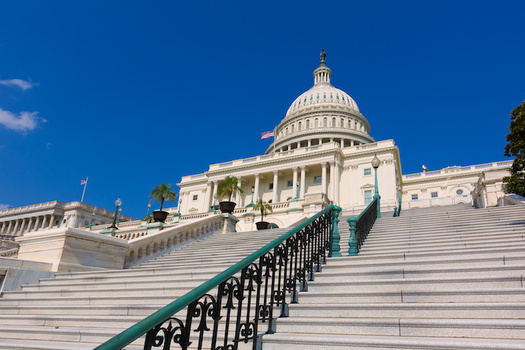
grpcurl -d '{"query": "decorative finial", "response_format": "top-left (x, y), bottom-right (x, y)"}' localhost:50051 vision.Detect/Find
top-left (319, 49), bottom-right (327, 67)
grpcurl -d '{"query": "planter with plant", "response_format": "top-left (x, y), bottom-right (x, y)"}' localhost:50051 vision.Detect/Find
top-left (149, 183), bottom-right (177, 223)
top-left (217, 176), bottom-right (244, 214)
top-left (253, 198), bottom-right (273, 230)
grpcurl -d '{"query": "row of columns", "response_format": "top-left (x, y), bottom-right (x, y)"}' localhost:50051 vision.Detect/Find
top-left (276, 138), bottom-right (360, 153)
top-left (0, 214), bottom-right (60, 237)
top-left (191, 161), bottom-right (341, 213)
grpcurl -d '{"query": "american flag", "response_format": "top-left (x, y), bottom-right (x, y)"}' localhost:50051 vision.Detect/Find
top-left (261, 130), bottom-right (274, 140)
top-left (80, 179), bottom-right (87, 185)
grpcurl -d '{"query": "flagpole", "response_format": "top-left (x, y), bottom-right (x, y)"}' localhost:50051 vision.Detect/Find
top-left (81, 177), bottom-right (88, 202)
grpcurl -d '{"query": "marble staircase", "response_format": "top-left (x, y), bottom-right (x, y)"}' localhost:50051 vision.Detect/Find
top-left (0, 227), bottom-right (290, 349)
top-left (261, 204), bottom-right (525, 349)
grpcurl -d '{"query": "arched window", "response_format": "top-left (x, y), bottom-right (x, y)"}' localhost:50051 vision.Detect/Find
top-left (332, 117), bottom-right (336, 127)
top-left (306, 119), bottom-right (310, 129)
top-left (291, 124), bottom-right (294, 132)
top-left (323, 118), bottom-right (327, 127)
top-left (298, 121), bottom-right (302, 130)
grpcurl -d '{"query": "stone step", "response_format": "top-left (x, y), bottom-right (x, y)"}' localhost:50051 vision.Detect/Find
top-left (324, 254), bottom-right (525, 271)
top-left (360, 230), bottom-right (525, 246)
top-left (306, 275), bottom-right (525, 292)
top-left (286, 302), bottom-right (525, 318)
top-left (313, 264), bottom-right (525, 280)
top-left (261, 333), bottom-right (525, 350)
top-left (274, 317), bottom-right (525, 339)
top-left (0, 303), bottom-right (164, 315)
top-left (358, 240), bottom-right (525, 256)
top-left (296, 288), bottom-right (525, 303)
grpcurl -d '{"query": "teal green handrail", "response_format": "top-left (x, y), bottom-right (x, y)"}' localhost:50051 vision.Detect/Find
top-left (95, 204), bottom-right (337, 350)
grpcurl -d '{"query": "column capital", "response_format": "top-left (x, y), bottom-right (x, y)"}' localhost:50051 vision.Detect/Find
top-left (322, 162), bottom-right (328, 169)
top-left (300, 165), bottom-right (307, 171)
top-left (273, 169), bottom-right (279, 176)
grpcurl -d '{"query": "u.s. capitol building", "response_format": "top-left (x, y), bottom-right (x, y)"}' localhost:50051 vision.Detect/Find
top-left (175, 51), bottom-right (511, 231)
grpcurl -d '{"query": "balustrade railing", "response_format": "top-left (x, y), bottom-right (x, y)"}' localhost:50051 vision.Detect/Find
top-left (347, 197), bottom-right (378, 255)
top-left (95, 205), bottom-right (341, 350)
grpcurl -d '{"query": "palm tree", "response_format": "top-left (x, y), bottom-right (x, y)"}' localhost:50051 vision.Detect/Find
top-left (217, 176), bottom-right (244, 202)
top-left (149, 183), bottom-right (177, 211)
top-left (253, 198), bottom-right (273, 222)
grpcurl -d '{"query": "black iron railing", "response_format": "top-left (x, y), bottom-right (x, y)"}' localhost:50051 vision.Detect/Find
top-left (96, 205), bottom-right (341, 350)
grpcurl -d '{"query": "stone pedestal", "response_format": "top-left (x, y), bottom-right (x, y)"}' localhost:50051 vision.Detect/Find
top-left (16, 227), bottom-right (131, 272)
top-left (221, 213), bottom-right (240, 233)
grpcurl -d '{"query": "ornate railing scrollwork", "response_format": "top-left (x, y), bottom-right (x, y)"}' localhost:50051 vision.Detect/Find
top-left (95, 205), bottom-right (342, 350)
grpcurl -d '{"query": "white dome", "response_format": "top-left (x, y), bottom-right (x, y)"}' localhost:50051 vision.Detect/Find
top-left (265, 51), bottom-right (374, 155)
top-left (285, 84), bottom-right (360, 119)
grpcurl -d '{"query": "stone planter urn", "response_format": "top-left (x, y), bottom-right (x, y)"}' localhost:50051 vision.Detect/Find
top-left (256, 221), bottom-right (269, 230)
top-left (219, 201), bottom-right (236, 214)
top-left (153, 210), bottom-right (169, 223)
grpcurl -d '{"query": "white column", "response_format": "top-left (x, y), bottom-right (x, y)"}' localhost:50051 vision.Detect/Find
top-left (34, 216), bottom-right (41, 231)
top-left (322, 163), bottom-right (327, 195)
top-left (272, 170), bottom-right (279, 203)
top-left (300, 166), bottom-right (306, 198)
top-left (308, 139), bottom-right (311, 147)
top-left (330, 161), bottom-right (335, 201)
top-left (235, 177), bottom-right (242, 204)
top-left (49, 214), bottom-right (55, 229)
top-left (41, 216), bottom-right (48, 230)
top-left (183, 192), bottom-right (190, 214)
top-left (13, 220), bottom-right (20, 235)
top-left (212, 181), bottom-right (218, 206)
top-left (19, 219), bottom-right (28, 235)
top-left (7, 220), bottom-right (13, 234)
top-left (204, 182), bottom-right (212, 211)
top-left (292, 167), bottom-right (298, 198)
top-left (254, 174), bottom-right (260, 201)
top-left (334, 162), bottom-right (340, 205)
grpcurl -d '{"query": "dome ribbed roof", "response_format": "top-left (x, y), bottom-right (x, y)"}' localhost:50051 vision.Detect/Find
top-left (285, 84), bottom-right (360, 118)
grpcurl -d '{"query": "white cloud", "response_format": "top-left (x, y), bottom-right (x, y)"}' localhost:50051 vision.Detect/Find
top-left (0, 107), bottom-right (46, 133)
top-left (0, 79), bottom-right (38, 90)
top-left (0, 204), bottom-right (9, 210)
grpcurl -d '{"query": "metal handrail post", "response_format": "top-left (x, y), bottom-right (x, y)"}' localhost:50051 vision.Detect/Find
top-left (330, 205), bottom-right (342, 257)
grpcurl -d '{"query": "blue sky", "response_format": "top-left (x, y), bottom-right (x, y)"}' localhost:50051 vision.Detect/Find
top-left (1, 1), bottom-right (524, 219)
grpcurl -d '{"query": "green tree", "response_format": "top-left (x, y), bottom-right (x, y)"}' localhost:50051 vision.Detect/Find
top-left (217, 176), bottom-right (244, 202)
top-left (504, 100), bottom-right (525, 196)
top-left (149, 183), bottom-right (177, 211)
top-left (252, 198), bottom-right (273, 222)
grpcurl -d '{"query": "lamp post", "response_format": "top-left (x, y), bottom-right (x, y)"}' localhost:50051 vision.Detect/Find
top-left (397, 185), bottom-right (402, 215)
top-left (209, 195), bottom-right (216, 212)
top-left (294, 181), bottom-right (300, 200)
top-left (177, 198), bottom-right (182, 216)
top-left (372, 155), bottom-right (381, 218)
top-left (246, 186), bottom-right (255, 207)
top-left (108, 197), bottom-right (122, 229)
top-left (146, 203), bottom-right (151, 215)
top-left (116, 207), bottom-right (122, 225)
top-left (86, 211), bottom-right (95, 229)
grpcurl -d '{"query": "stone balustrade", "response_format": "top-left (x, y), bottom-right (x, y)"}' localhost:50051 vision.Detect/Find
top-left (403, 161), bottom-right (513, 180)
top-left (124, 214), bottom-right (228, 266)
top-left (0, 248), bottom-right (19, 258)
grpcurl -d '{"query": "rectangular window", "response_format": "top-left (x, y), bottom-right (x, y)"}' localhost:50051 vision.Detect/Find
top-left (269, 183), bottom-right (273, 190)
top-left (364, 190), bottom-right (372, 204)
top-left (288, 180), bottom-right (293, 187)
top-left (193, 195), bottom-right (198, 201)
top-left (411, 194), bottom-right (418, 200)
top-left (314, 176), bottom-right (322, 183)
top-left (364, 168), bottom-right (372, 176)
top-left (431, 192), bottom-right (438, 198)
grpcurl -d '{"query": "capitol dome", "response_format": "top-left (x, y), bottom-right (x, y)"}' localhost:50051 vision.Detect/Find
top-left (266, 51), bottom-right (374, 154)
